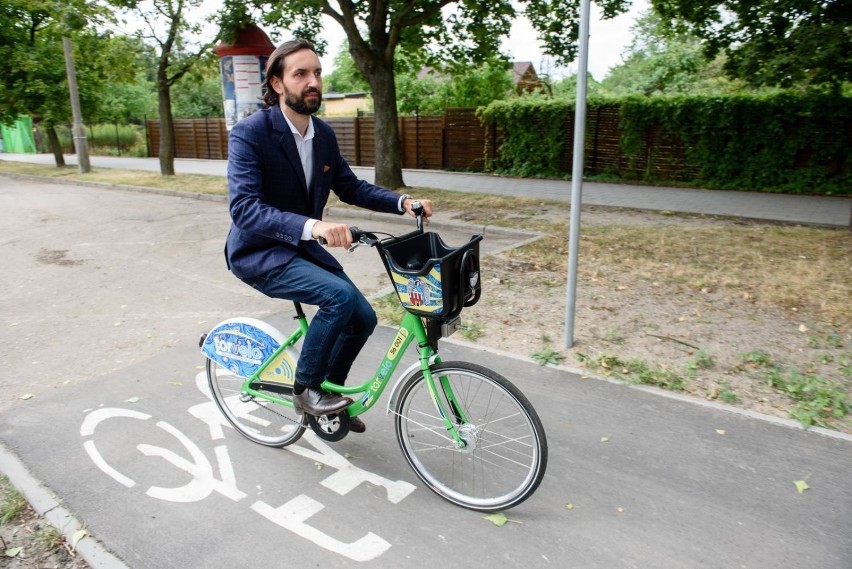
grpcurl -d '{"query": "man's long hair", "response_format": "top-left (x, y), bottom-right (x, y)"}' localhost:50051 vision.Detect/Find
top-left (262, 38), bottom-right (318, 108)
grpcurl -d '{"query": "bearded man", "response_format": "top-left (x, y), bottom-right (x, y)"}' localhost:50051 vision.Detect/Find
top-left (224, 39), bottom-right (433, 430)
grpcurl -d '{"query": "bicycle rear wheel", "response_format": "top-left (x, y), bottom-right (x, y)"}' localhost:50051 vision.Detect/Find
top-left (394, 362), bottom-right (547, 512)
top-left (206, 358), bottom-right (306, 447)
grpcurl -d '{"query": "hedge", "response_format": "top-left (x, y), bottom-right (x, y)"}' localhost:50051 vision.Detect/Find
top-left (479, 92), bottom-right (851, 195)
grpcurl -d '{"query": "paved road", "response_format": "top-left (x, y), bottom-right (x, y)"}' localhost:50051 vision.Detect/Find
top-left (1, 178), bottom-right (850, 568)
top-left (2, 152), bottom-right (850, 227)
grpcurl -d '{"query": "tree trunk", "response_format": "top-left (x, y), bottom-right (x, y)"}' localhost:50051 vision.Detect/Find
top-left (157, 83), bottom-right (176, 176)
top-left (368, 64), bottom-right (406, 190)
top-left (45, 126), bottom-right (65, 167)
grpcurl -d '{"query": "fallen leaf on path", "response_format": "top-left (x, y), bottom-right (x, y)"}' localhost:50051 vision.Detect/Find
top-left (794, 480), bottom-right (810, 494)
top-left (71, 528), bottom-right (89, 550)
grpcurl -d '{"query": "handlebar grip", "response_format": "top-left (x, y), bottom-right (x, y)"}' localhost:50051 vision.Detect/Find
top-left (317, 226), bottom-right (362, 246)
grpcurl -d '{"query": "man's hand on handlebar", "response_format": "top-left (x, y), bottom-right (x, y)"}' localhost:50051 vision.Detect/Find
top-left (312, 220), bottom-right (353, 249)
top-left (402, 197), bottom-right (433, 220)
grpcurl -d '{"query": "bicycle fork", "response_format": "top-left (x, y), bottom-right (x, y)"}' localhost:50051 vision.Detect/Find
top-left (415, 351), bottom-right (471, 449)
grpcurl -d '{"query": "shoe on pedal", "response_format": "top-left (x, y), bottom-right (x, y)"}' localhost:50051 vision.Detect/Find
top-left (293, 386), bottom-right (352, 416)
top-left (349, 416), bottom-right (366, 433)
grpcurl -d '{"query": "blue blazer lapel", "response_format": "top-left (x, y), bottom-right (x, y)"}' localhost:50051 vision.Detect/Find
top-left (270, 108), bottom-right (309, 196)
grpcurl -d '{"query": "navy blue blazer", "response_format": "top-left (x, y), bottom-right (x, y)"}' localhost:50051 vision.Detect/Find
top-left (225, 107), bottom-right (403, 279)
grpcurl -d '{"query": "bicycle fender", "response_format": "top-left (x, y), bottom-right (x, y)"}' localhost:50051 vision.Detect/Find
top-left (200, 318), bottom-right (286, 379)
top-left (385, 357), bottom-right (439, 415)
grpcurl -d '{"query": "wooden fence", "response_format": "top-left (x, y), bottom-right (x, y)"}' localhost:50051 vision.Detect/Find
top-left (145, 107), bottom-right (701, 180)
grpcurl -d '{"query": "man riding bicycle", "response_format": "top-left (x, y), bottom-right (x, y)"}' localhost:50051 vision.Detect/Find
top-left (224, 38), bottom-right (432, 432)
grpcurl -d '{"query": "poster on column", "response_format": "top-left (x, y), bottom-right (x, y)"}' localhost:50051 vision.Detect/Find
top-left (220, 55), bottom-right (268, 130)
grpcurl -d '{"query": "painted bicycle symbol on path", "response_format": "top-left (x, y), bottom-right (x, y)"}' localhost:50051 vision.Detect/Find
top-left (80, 372), bottom-right (417, 562)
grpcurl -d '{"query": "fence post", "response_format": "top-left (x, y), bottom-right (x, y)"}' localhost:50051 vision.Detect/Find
top-left (415, 109), bottom-right (421, 169)
top-left (398, 115), bottom-right (406, 168)
top-left (354, 114), bottom-right (362, 166)
top-left (441, 114), bottom-right (446, 170)
top-left (144, 116), bottom-right (151, 157)
top-left (205, 116), bottom-right (211, 159)
top-left (590, 106), bottom-right (602, 175)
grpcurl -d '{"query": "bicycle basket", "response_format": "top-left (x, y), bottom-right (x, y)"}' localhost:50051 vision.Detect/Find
top-left (379, 231), bottom-right (483, 319)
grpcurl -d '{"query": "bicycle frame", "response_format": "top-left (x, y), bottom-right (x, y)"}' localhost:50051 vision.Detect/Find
top-left (237, 309), bottom-right (470, 447)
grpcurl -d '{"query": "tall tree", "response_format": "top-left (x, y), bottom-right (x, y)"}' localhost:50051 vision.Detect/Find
top-left (650, 0), bottom-right (852, 90)
top-left (0, 0), bottom-right (110, 165)
top-left (600, 10), bottom-right (730, 96)
top-left (111, 0), bottom-right (223, 175)
top-left (230, 0), bottom-right (629, 189)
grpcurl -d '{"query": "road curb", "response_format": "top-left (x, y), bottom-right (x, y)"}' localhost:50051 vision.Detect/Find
top-left (0, 442), bottom-right (129, 569)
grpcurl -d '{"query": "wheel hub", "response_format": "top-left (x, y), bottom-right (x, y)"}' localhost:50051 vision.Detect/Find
top-left (456, 423), bottom-right (480, 453)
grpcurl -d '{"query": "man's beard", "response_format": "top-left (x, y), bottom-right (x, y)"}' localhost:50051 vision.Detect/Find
top-left (284, 87), bottom-right (322, 115)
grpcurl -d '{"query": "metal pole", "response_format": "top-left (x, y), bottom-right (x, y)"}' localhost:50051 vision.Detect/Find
top-left (62, 37), bottom-right (91, 173)
top-left (564, 0), bottom-right (591, 348)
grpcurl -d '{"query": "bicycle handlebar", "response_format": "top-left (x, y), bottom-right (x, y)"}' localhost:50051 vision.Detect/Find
top-left (316, 200), bottom-right (426, 248)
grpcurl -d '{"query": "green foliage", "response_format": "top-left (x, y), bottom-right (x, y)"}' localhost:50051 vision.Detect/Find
top-left (324, 42), bottom-right (371, 94)
top-left (735, 349), bottom-right (850, 428)
top-left (620, 92), bottom-right (852, 193)
top-left (171, 57), bottom-right (225, 118)
top-left (650, 0), bottom-right (851, 90)
top-left (249, 1), bottom-right (632, 186)
top-left (765, 367), bottom-right (850, 429)
top-left (686, 350), bottom-right (714, 376)
top-left (459, 321), bottom-right (485, 342)
top-left (531, 346), bottom-right (565, 366)
top-left (397, 59), bottom-right (514, 115)
top-left (718, 382), bottom-right (739, 404)
top-left (601, 10), bottom-right (707, 96)
top-left (582, 353), bottom-right (687, 390)
top-left (478, 96), bottom-right (574, 177)
top-left (1, 476), bottom-right (26, 525)
top-left (479, 91), bottom-right (851, 194)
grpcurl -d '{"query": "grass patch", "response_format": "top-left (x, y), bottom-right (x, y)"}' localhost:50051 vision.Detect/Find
top-left (514, 224), bottom-right (851, 326)
top-left (459, 321), bottom-right (485, 341)
top-left (0, 160), bottom-right (227, 195)
top-left (370, 292), bottom-right (406, 324)
top-left (576, 352), bottom-right (687, 391)
top-left (6, 159), bottom-right (847, 328)
top-left (735, 350), bottom-right (850, 428)
top-left (1, 476), bottom-right (26, 526)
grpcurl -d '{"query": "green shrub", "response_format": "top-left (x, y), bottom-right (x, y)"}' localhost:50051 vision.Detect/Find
top-left (479, 92), bottom-right (851, 195)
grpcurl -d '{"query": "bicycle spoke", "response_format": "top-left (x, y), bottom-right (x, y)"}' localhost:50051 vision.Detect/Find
top-left (394, 362), bottom-right (547, 512)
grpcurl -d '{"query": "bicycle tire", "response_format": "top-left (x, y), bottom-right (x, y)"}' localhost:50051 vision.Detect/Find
top-left (206, 358), bottom-right (307, 447)
top-left (393, 361), bottom-right (547, 512)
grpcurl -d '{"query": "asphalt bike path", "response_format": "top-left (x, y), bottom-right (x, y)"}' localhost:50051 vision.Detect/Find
top-left (2, 153), bottom-right (850, 227)
top-left (0, 178), bottom-right (850, 568)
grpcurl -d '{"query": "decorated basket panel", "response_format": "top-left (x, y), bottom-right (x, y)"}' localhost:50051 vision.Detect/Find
top-left (390, 262), bottom-right (445, 315)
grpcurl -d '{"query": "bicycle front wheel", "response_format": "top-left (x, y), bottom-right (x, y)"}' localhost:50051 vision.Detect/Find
top-left (394, 362), bottom-right (547, 512)
top-left (206, 358), bottom-right (306, 447)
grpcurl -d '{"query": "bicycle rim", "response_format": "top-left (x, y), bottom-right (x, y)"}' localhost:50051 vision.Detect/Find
top-left (394, 362), bottom-right (547, 511)
top-left (206, 359), bottom-right (306, 447)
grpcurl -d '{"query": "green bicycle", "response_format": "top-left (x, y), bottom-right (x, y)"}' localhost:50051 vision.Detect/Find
top-left (200, 206), bottom-right (548, 511)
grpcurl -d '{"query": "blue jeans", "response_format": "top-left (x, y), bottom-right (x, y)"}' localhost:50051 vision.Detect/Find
top-left (241, 257), bottom-right (377, 388)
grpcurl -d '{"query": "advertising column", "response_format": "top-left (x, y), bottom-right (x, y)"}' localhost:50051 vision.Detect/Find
top-left (215, 24), bottom-right (275, 130)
